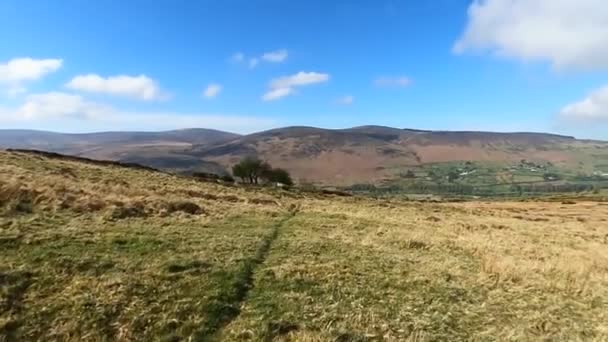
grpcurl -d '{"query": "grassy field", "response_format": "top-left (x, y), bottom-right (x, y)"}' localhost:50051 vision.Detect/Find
top-left (356, 160), bottom-right (608, 197)
top-left (1, 150), bottom-right (608, 341)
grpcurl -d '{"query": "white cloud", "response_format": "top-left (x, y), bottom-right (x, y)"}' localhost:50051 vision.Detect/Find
top-left (262, 49), bottom-right (288, 63)
top-left (0, 92), bottom-right (277, 133)
top-left (336, 95), bottom-right (354, 105)
top-left (66, 74), bottom-right (167, 101)
top-left (0, 57), bottom-right (63, 96)
top-left (0, 57), bottom-right (63, 83)
top-left (270, 72), bottom-right (330, 89)
top-left (203, 83), bottom-right (222, 99)
top-left (262, 87), bottom-right (294, 101)
top-left (231, 49), bottom-right (289, 68)
top-left (13, 92), bottom-right (109, 120)
top-left (374, 76), bottom-right (411, 88)
top-left (559, 85), bottom-right (608, 123)
top-left (262, 71), bottom-right (330, 101)
top-left (454, 0), bottom-right (608, 70)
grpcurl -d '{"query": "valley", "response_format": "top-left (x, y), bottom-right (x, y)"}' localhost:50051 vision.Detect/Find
top-left (2, 126), bottom-right (608, 197)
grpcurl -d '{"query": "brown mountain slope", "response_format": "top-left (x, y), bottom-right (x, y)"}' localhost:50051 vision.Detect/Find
top-left (190, 126), bottom-right (422, 184)
top-left (1, 126), bottom-right (606, 185)
top-left (0, 128), bottom-right (240, 174)
top-left (188, 126), bottom-right (596, 185)
top-left (0, 128), bottom-right (240, 156)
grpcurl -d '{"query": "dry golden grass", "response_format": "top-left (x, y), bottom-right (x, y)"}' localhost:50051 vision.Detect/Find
top-left (1, 150), bottom-right (607, 341)
top-left (222, 199), bottom-right (608, 341)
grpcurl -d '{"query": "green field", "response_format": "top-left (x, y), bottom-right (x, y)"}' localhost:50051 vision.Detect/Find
top-left (351, 160), bottom-right (608, 198)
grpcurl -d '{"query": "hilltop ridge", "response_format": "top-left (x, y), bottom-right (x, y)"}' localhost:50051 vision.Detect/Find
top-left (1, 126), bottom-right (605, 185)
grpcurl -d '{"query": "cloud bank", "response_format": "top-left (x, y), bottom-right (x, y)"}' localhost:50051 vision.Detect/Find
top-left (231, 49), bottom-right (289, 69)
top-left (559, 85), bottom-right (608, 123)
top-left (0, 91), bottom-right (277, 133)
top-left (262, 71), bottom-right (330, 101)
top-left (0, 57), bottom-right (63, 95)
top-left (262, 49), bottom-right (288, 63)
top-left (454, 0), bottom-right (608, 70)
top-left (66, 74), bottom-right (167, 101)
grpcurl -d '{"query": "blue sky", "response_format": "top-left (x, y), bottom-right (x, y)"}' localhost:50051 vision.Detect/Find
top-left (1, 0), bottom-right (608, 139)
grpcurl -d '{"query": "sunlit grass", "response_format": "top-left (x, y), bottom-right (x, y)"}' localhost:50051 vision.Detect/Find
top-left (1, 150), bottom-right (607, 341)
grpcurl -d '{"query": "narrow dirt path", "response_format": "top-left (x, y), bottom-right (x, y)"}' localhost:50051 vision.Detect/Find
top-left (194, 212), bottom-right (296, 341)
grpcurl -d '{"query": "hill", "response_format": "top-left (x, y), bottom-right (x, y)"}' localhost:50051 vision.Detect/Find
top-left (2, 126), bottom-right (608, 186)
top-left (0, 128), bottom-right (240, 176)
top-left (1, 149), bottom-right (607, 340)
top-left (190, 126), bottom-right (607, 185)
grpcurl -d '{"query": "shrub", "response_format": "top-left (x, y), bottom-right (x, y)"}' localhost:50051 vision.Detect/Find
top-left (220, 174), bottom-right (235, 183)
top-left (109, 202), bottom-right (147, 220)
top-left (166, 201), bottom-right (203, 215)
top-left (231, 158), bottom-right (294, 186)
top-left (262, 168), bottom-right (293, 186)
top-left (192, 172), bottom-right (220, 181)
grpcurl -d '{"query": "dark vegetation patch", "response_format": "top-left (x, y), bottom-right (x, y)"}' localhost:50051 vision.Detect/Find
top-left (376, 147), bottom-right (409, 156)
top-left (7, 149), bottom-right (160, 172)
top-left (403, 239), bottom-right (430, 250)
top-left (54, 257), bottom-right (116, 276)
top-left (220, 195), bottom-right (241, 203)
top-left (321, 189), bottom-right (353, 197)
top-left (0, 236), bottom-right (21, 249)
top-left (264, 321), bottom-right (299, 340)
top-left (0, 270), bottom-right (33, 314)
top-left (512, 215), bottom-right (550, 222)
top-left (194, 143), bottom-right (257, 158)
top-left (364, 133), bottom-right (400, 141)
top-left (191, 172), bottom-right (234, 183)
top-left (165, 260), bottom-right (211, 274)
top-left (0, 186), bottom-right (38, 215)
top-left (163, 201), bottom-right (204, 215)
top-left (426, 216), bottom-right (441, 222)
top-left (181, 191), bottom-right (244, 204)
top-left (184, 190), bottom-right (219, 200)
top-left (108, 200), bottom-right (204, 220)
top-left (249, 198), bottom-right (278, 206)
top-left (109, 202), bottom-right (148, 220)
top-left (0, 271), bottom-right (33, 340)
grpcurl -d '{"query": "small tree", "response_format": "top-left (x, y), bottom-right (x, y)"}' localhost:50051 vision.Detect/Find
top-left (231, 157), bottom-right (271, 184)
top-left (263, 168), bottom-right (293, 186)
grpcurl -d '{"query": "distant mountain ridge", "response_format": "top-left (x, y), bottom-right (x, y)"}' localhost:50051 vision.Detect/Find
top-left (0, 126), bottom-right (605, 185)
top-left (0, 128), bottom-right (240, 149)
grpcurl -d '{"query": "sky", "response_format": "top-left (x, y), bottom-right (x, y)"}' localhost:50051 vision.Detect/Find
top-left (1, 0), bottom-right (608, 139)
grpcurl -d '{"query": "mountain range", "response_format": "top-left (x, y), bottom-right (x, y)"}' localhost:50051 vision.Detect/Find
top-left (1, 126), bottom-right (606, 185)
